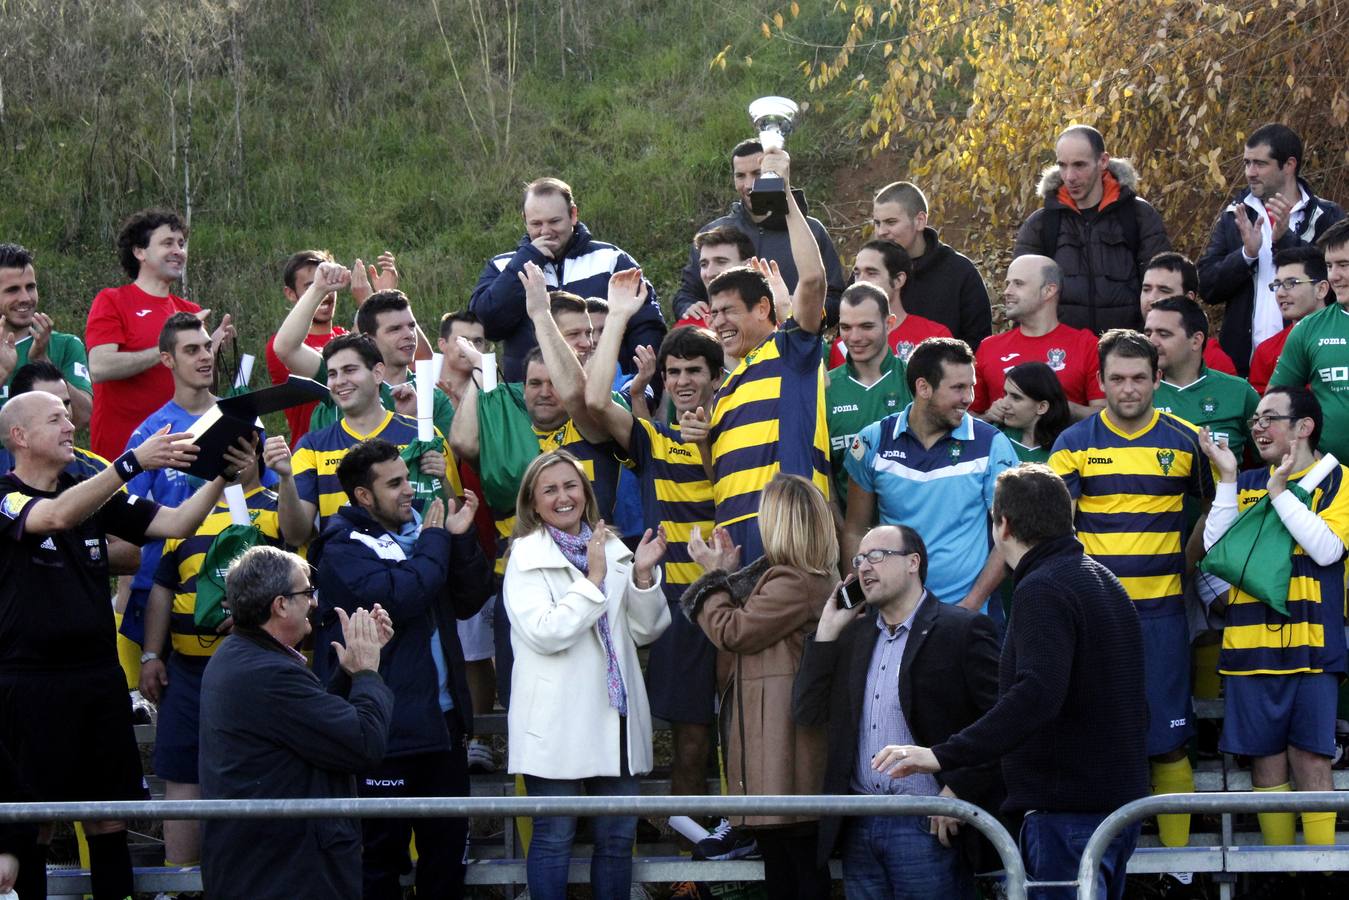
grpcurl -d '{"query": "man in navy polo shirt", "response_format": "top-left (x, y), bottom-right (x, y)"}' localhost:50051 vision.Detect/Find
top-left (842, 338), bottom-right (1018, 613)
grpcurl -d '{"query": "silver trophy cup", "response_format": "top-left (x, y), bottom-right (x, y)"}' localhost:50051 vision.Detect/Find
top-left (747, 96), bottom-right (799, 217)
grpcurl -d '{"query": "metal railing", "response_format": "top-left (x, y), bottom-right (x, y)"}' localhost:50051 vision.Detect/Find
top-left (0, 793), bottom-right (1027, 898)
top-left (1079, 791), bottom-right (1349, 900)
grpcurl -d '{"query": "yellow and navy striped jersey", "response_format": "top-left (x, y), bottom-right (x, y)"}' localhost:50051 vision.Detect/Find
top-left (709, 320), bottom-right (831, 560)
top-left (292, 410), bottom-right (461, 533)
top-left (1219, 463), bottom-right (1349, 676)
top-left (153, 487), bottom-right (284, 657)
top-left (627, 417), bottom-right (715, 596)
top-left (486, 417), bottom-right (623, 577)
top-left (1049, 409), bottom-right (1215, 617)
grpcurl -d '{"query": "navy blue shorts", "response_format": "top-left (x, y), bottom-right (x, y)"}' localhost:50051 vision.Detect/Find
top-left (153, 653), bottom-right (210, 784)
top-left (1140, 612), bottom-right (1195, 756)
top-left (118, 587), bottom-right (151, 645)
top-left (1220, 672), bottom-right (1339, 759)
top-left (645, 593), bottom-right (717, 725)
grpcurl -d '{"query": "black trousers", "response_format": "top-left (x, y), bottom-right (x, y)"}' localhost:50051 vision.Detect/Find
top-left (754, 821), bottom-right (832, 900)
top-left (358, 718), bottom-right (470, 900)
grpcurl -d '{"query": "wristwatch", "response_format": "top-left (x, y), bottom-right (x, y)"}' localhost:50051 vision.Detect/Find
top-left (140, 651), bottom-right (160, 665)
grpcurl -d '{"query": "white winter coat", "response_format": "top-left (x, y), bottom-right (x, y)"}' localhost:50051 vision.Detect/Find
top-left (502, 527), bottom-right (670, 779)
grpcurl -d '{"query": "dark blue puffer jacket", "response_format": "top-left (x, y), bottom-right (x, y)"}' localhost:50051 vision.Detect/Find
top-left (310, 504), bottom-right (491, 756)
top-left (469, 222), bottom-right (667, 383)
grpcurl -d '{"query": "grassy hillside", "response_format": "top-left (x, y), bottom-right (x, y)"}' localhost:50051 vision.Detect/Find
top-left (0, 0), bottom-right (862, 368)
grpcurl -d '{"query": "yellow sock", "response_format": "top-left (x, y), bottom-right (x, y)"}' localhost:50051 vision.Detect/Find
top-left (515, 773), bottom-right (533, 855)
top-left (1302, 810), bottom-right (1336, 846)
top-left (114, 613), bottom-right (141, 689)
top-left (1152, 757), bottom-right (1194, 847)
top-left (1192, 642), bottom-right (1221, 700)
top-left (1254, 783), bottom-right (1295, 845)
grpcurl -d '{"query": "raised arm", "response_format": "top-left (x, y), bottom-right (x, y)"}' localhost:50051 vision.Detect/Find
top-left (263, 435), bottom-right (314, 546)
top-left (274, 262), bottom-right (351, 377)
top-left (767, 149), bottom-right (827, 333)
top-left (584, 270), bottom-right (650, 451)
top-left (21, 427), bottom-right (199, 534)
top-left (448, 338), bottom-right (484, 463)
top-left (520, 262), bottom-right (606, 442)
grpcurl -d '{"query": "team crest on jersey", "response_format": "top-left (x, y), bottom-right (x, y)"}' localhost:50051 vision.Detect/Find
top-left (950, 443), bottom-right (963, 461)
top-left (1156, 448), bottom-right (1176, 475)
top-left (0, 493), bottom-right (30, 520)
top-left (850, 436), bottom-right (867, 461)
top-left (1201, 397), bottom-right (1217, 415)
top-left (896, 342), bottom-right (916, 362)
top-left (1046, 348), bottom-right (1067, 371)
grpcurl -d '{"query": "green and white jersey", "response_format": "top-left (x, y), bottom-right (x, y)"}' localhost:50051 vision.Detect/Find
top-left (0, 331), bottom-right (91, 406)
top-left (1153, 366), bottom-right (1259, 458)
top-left (1270, 303), bottom-right (1349, 462)
top-left (826, 350), bottom-right (911, 503)
top-left (999, 426), bottom-right (1050, 464)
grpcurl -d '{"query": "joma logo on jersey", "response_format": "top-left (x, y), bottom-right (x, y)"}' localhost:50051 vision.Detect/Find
top-left (1318, 366), bottom-right (1349, 383)
top-left (832, 404), bottom-right (859, 414)
top-left (324, 454), bottom-right (347, 466)
top-left (1087, 456), bottom-right (1113, 464)
top-left (667, 445), bottom-right (693, 459)
top-left (1319, 338), bottom-right (1347, 346)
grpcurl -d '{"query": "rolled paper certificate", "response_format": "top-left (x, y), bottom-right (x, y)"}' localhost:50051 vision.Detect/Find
top-left (415, 359), bottom-right (436, 441)
top-left (1298, 453), bottom-right (1339, 492)
top-left (233, 353), bottom-right (255, 391)
top-left (480, 352), bottom-right (497, 393)
top-left (224, 484), bottom-right (251, 527)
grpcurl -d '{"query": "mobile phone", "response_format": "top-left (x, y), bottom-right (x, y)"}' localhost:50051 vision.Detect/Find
top-left (840, 578), bottom-right (867, 610)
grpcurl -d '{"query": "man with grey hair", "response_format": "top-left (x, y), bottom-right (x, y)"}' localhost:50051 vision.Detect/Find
top-left (1013, 125), bottom-right (1171, 334)
top-left (973, 255), bottom-right (1105, 423)
top-left (199, 545), bottom-right (395, 900)
top-left (0, 390), bottom-right (244, 900)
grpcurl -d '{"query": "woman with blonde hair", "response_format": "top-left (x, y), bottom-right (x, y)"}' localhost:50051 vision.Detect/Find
top-left (684, 473), bottom-right (837, 899)
top-left (501, 449), bottom-right (668, 899)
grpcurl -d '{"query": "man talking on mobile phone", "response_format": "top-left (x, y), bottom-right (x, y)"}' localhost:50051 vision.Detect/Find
top-left (792, 524), bottom-right (1002, 899)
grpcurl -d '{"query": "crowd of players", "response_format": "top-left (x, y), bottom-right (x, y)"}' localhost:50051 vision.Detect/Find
top-left (0, 119), bottom-right (1347, 900)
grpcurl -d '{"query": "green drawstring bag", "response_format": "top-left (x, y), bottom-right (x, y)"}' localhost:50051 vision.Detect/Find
top-left (1199, 483), bottom-right (1312, 618)
top-left (401, 437), bottom-right (449, 504)
top-left (476, 383), bottom-right (540, 512)
top-left (195, 524), bottom-right (267, 629)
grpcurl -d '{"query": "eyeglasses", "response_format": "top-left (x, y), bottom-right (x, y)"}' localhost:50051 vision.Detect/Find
top-left (1268, 277), bottom-right (1321, 292)
top-left (851, 548), bottom-right (915, 569)
top-left (1246, 414), bottom-right (1300, 430)
top-left (281, 586), bottom-right (318, 601)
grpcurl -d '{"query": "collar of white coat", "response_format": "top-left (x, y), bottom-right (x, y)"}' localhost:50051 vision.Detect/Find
top-left (510, 526), bottom-right (635, 573)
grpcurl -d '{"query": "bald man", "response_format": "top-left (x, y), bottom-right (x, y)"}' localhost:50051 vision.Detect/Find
top-left (0, 391), bottom-right (250, 900)
top-left (974, 255), bottom-right (1106, 423)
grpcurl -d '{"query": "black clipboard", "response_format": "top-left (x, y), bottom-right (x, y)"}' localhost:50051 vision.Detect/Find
top-left (184, 376), bottom-right (330, 479)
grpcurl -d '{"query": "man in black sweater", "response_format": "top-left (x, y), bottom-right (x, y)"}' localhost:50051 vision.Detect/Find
top-left (876, 463), bottom-right (1148, 900)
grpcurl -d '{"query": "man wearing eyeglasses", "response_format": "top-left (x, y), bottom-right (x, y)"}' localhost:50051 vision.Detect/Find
top-left (874, 464), bottom-right (1149, 900)
top-left (1271, 220), bottom-right (1349, 462)
top-left (1197, 386), bottom-right (1347, 866)
top-left (1248, 247), bottom-right (1331, 394)
top-left (309, 438), bottom-right (491, 900)
top-left (1199, 123), bottom-right (1344, 374)
top-left (793, 524), bottom-right (1001, 899)
top-left (200, 545), bottom-right (397, 900)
